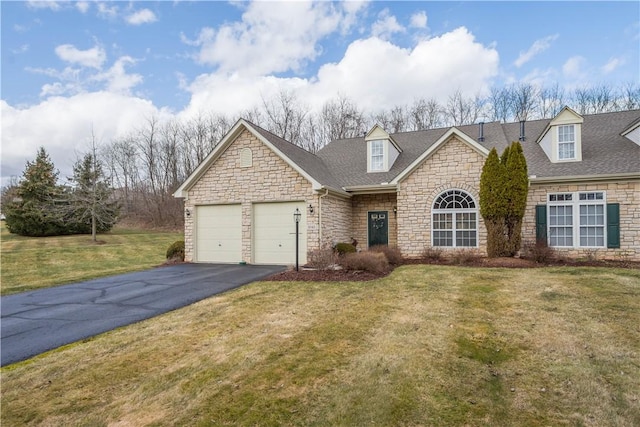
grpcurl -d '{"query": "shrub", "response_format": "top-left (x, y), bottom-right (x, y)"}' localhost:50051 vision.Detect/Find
top-left (334, 242), bottom-right (356, 255)
top-left (450, 249), bottom-right (479, 266)
top-left (422, 247), bottom-right (443, 261)
top-left (307, 245), bottom-right (337, 270)
top-left (521, 239), bottom-right (554, 264)
top-left (369, 245), bottom-right (403, 265)
top-left (340, 251), bottom-right (389, 273)
top-left (166, 240), bottom-right (185, 261)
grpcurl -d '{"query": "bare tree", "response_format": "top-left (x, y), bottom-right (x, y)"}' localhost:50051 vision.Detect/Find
top-left (538, 83), bottom-right (565, 118)
top-left (488, 86), bottom-right (513, 123)
top-left (409, 98), bottom-right (443, 130)
top-left (261, 89), bottom-right (308, 145)
top-left (320, 94), bottom-right (367, 141)
top-left (445, 90), bottom-right (485, 126)
top-left (620, 82), bottom-right (640, 110)
top-left (512, 83), bottom-right (538, 121)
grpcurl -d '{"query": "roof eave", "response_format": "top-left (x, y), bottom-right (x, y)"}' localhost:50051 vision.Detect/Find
top-left (343, 184), bottom-right (398, 195)
top-left (529, 172), bottom-right (640, 185)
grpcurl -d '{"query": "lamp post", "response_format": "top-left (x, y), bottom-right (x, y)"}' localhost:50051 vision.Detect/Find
top-left (293, 208), bottom-right (301, 271)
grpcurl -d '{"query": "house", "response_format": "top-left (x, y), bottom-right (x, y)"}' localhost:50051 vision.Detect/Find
top-left (173, 108), bottom-right (640, 264)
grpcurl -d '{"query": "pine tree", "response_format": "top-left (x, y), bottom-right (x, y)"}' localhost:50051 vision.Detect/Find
top-left (4, 147), bottom-right (67, 236)
top-left (68, 152), bottom-right (119, 241)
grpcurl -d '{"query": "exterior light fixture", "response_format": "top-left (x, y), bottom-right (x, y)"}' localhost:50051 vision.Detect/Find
top-left (293, 208), bottom-right (301, 271)
top-left (393, 206), bottom-right (397, 215)
top-left (308, 204), bottom-right (314, 214)
top-left (185, 208), bottom-right (191, 217)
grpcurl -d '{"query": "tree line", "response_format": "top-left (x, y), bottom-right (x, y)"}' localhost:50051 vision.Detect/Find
top-left (3, 82), bottom-right (639, 232)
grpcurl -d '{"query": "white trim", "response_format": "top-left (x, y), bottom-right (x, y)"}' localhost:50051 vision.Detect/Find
top-left (173, 119), bottom-right (323, 198)
top-left (529, 172), bottom-right (640, 184)
top-left (391, 128), bottom-right (489, 185)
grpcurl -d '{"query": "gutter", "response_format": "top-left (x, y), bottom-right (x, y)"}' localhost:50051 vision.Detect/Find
top-left (342, 183), bottom-right (398, 195)
top-left (529, 172), bottom-right (640, 184)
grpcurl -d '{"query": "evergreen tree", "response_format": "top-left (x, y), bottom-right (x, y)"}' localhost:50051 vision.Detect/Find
top-left (503, 141), bottom-right (529, 255)
top-left (67, 152), bottom-right (119, 241)
top-left (4, 147), bottom-right (67, 236)
top-left (479, 142), bottom-right (529, 257)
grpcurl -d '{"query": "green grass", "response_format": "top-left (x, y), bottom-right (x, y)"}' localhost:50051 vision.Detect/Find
top-left (2, 265), bottom-right (639, 426)
top-left (0, 223), bottom-right (182, 295)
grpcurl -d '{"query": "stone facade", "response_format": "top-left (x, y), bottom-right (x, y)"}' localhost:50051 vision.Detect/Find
top-left (351, 193), bottom-right (398, 249)
top-left (184, 129), bottom-right (319, 262)
top-left (397, 136), bottom-right (487, 258)
top-left (524, 180), bottom-right (640, 261)
top-left (319, 194), bottom-right (352, 247)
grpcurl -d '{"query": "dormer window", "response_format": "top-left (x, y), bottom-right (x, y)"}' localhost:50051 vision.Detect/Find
top-left (558, 125), bottom-right (575, 160)
top-left (370, 140), bottom-right (384, 171)
top-left (537, 107), bottom-right (583, 163)
top-left (365, 124), bottom-right (402, 173)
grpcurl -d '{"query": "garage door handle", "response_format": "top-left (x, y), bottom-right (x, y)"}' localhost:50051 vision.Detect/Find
top-left (219, 243), bottom-right (222, 246)
top-left (279, 243), bottom-right (282, 247)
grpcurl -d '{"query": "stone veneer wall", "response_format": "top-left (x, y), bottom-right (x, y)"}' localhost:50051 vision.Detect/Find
top-left (184, 129), bottom-right (319, 262)
top-left (352, 193), bottom-right (398, 249)
top-left (524, 180), bottom-right (640, 261)
top-left (319, 194), bottom-right (352, 247)
top-left (397, 136), bottom-right (487, 258)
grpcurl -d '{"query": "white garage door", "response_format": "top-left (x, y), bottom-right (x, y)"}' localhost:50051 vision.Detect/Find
top-left (195, 204), bottom-right (242, 263)
top-left (253, 202), bottom-right (307, 265)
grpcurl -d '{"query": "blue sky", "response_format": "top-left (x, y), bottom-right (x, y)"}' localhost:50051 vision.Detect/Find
top-left (1, 1), bottom-right (639, 184)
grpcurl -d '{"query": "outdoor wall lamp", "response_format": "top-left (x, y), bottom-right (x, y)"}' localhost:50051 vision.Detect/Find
top-left (185, 208), bottom-right (191, 218)
top-left (308, 204), bottom-right (314, 214)
top-left (393, 206), bottom-right (397, 215)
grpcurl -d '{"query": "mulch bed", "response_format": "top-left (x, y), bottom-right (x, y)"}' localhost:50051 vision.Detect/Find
top-left (263, 257), bottom-right (639, 282)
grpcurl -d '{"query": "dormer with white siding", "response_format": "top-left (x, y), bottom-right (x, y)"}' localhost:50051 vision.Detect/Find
top-left (365, 125), bottom-right (402, 173)
top-left (537, 107), bottom-right (584, 163)
top-left (621, 118), bottom-right (640, 146)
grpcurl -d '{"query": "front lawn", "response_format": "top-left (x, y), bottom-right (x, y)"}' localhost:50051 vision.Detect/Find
top-left (2, 265), bottom-right (639, 426)
top-left (0, 223), bottom-right (183, 295)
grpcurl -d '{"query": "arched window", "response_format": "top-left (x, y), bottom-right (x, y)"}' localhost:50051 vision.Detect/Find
top-left (432, 189), bottom-right (478, 247)
top-left (240, 148), bottom-right (253, 168)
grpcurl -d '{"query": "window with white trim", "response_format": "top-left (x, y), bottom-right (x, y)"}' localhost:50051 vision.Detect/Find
top-left (432, 190), bottom-right (477, 247)
top-left (370, 140), bottom-right (384, 171)
top-left (557, 125), bottom-right (575, 160)
top-left (548, 191), bottom-right (605, 247)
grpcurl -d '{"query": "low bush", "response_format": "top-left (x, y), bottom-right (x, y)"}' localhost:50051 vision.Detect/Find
top-left (521, 239), bottom-right (554, 264)
top-left (450, 249), bottom-right (480, 266)
top-left (334, 242), bottom-right (356, 256)
top-left (369, 245), bottom-right (403, 265)
top-left (422, 247), bottom-right (443, 261)
top-left (307, 245), bottom-right (337, 270)
top-left (166, 240), bottom-right (185, 261)
top-left (340, 251), bottom-right (389, 273)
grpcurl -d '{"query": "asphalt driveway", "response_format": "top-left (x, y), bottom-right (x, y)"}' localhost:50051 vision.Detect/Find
top-left (1, 263), bottom-right (285, 366)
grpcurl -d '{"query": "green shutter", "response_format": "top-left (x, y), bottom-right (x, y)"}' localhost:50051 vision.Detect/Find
top-left (535, 205), bottom-right (547, 242)
top-left (607, 203), bottom-right (620, 249)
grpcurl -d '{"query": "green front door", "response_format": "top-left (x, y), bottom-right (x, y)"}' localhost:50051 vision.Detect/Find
top-left (368, 211), bottom-right (389, 247)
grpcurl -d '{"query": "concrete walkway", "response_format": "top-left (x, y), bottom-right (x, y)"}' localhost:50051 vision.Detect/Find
top-left (1, 263), bottom-right (285, 366)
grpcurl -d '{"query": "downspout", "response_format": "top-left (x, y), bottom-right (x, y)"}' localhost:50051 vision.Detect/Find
top-left (318, 188), bottom-right (329, 248)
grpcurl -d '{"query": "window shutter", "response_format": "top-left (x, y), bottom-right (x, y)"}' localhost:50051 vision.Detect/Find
top-left (535, 205), bottom-right (547, 242)
top-left (607, 203), bottom-right (620, 248)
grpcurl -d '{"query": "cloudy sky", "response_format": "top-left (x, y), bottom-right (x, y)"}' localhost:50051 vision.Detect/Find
top-left (2, 0), bottom-right (639, 185)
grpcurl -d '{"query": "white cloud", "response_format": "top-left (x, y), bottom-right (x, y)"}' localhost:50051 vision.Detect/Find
top-left (55, 44), bottom-right (106, 69)
top-left (371, 8), bottom-right (405, 40)
top-left (76, 1), bottom-right (90, 14)
top-left (190, 1), bottom-right (359, 76)
top-left (26, 1), bottom-right (61, 11)
top-left (11, 44), bottom-right (30, 54)
top-left (92, 56), bottom-right (143, 95)
top-left (182, 27), bottom-right (499, 118)
top-left (125, 9), bottom-right (157, 26)
top-left (96, 2), bottom-right (118, 19)
top-left (563, 55), bottom-right (586, 78)
top-left (601, 57), bottom-right (625, 74)
top-left (410, 11), bottom-right (427, 29)
top-left (514, 34), bottom-right (558, 68)
top-left (1, 94), bottom-right (163, 184)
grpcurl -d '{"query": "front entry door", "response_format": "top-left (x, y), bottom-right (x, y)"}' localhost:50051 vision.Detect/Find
top-left (368, 211), bottom-right (389, 247)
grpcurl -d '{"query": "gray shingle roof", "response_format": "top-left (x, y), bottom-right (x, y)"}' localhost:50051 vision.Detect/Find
top-left (249, 110), bottom-right (640, 191)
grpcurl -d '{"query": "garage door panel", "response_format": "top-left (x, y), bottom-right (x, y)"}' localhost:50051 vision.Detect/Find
top-left (253, 202), bottom-right (306, 265)
top-left (196, 205), bottom-right (242, 263)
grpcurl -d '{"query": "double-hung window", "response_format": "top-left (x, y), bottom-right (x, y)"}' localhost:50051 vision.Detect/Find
top-left (558, 125), bottom-right (575, 160)
top-left (370, 140), bottom-right (384, 171)
top-left (547, 192), bottom-right (605, 247)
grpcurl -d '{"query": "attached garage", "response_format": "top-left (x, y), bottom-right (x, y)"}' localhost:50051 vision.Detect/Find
top-left (253, 201), bottom-right (307, 265)
top-left (195, 204), bottom-right (242, 263)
